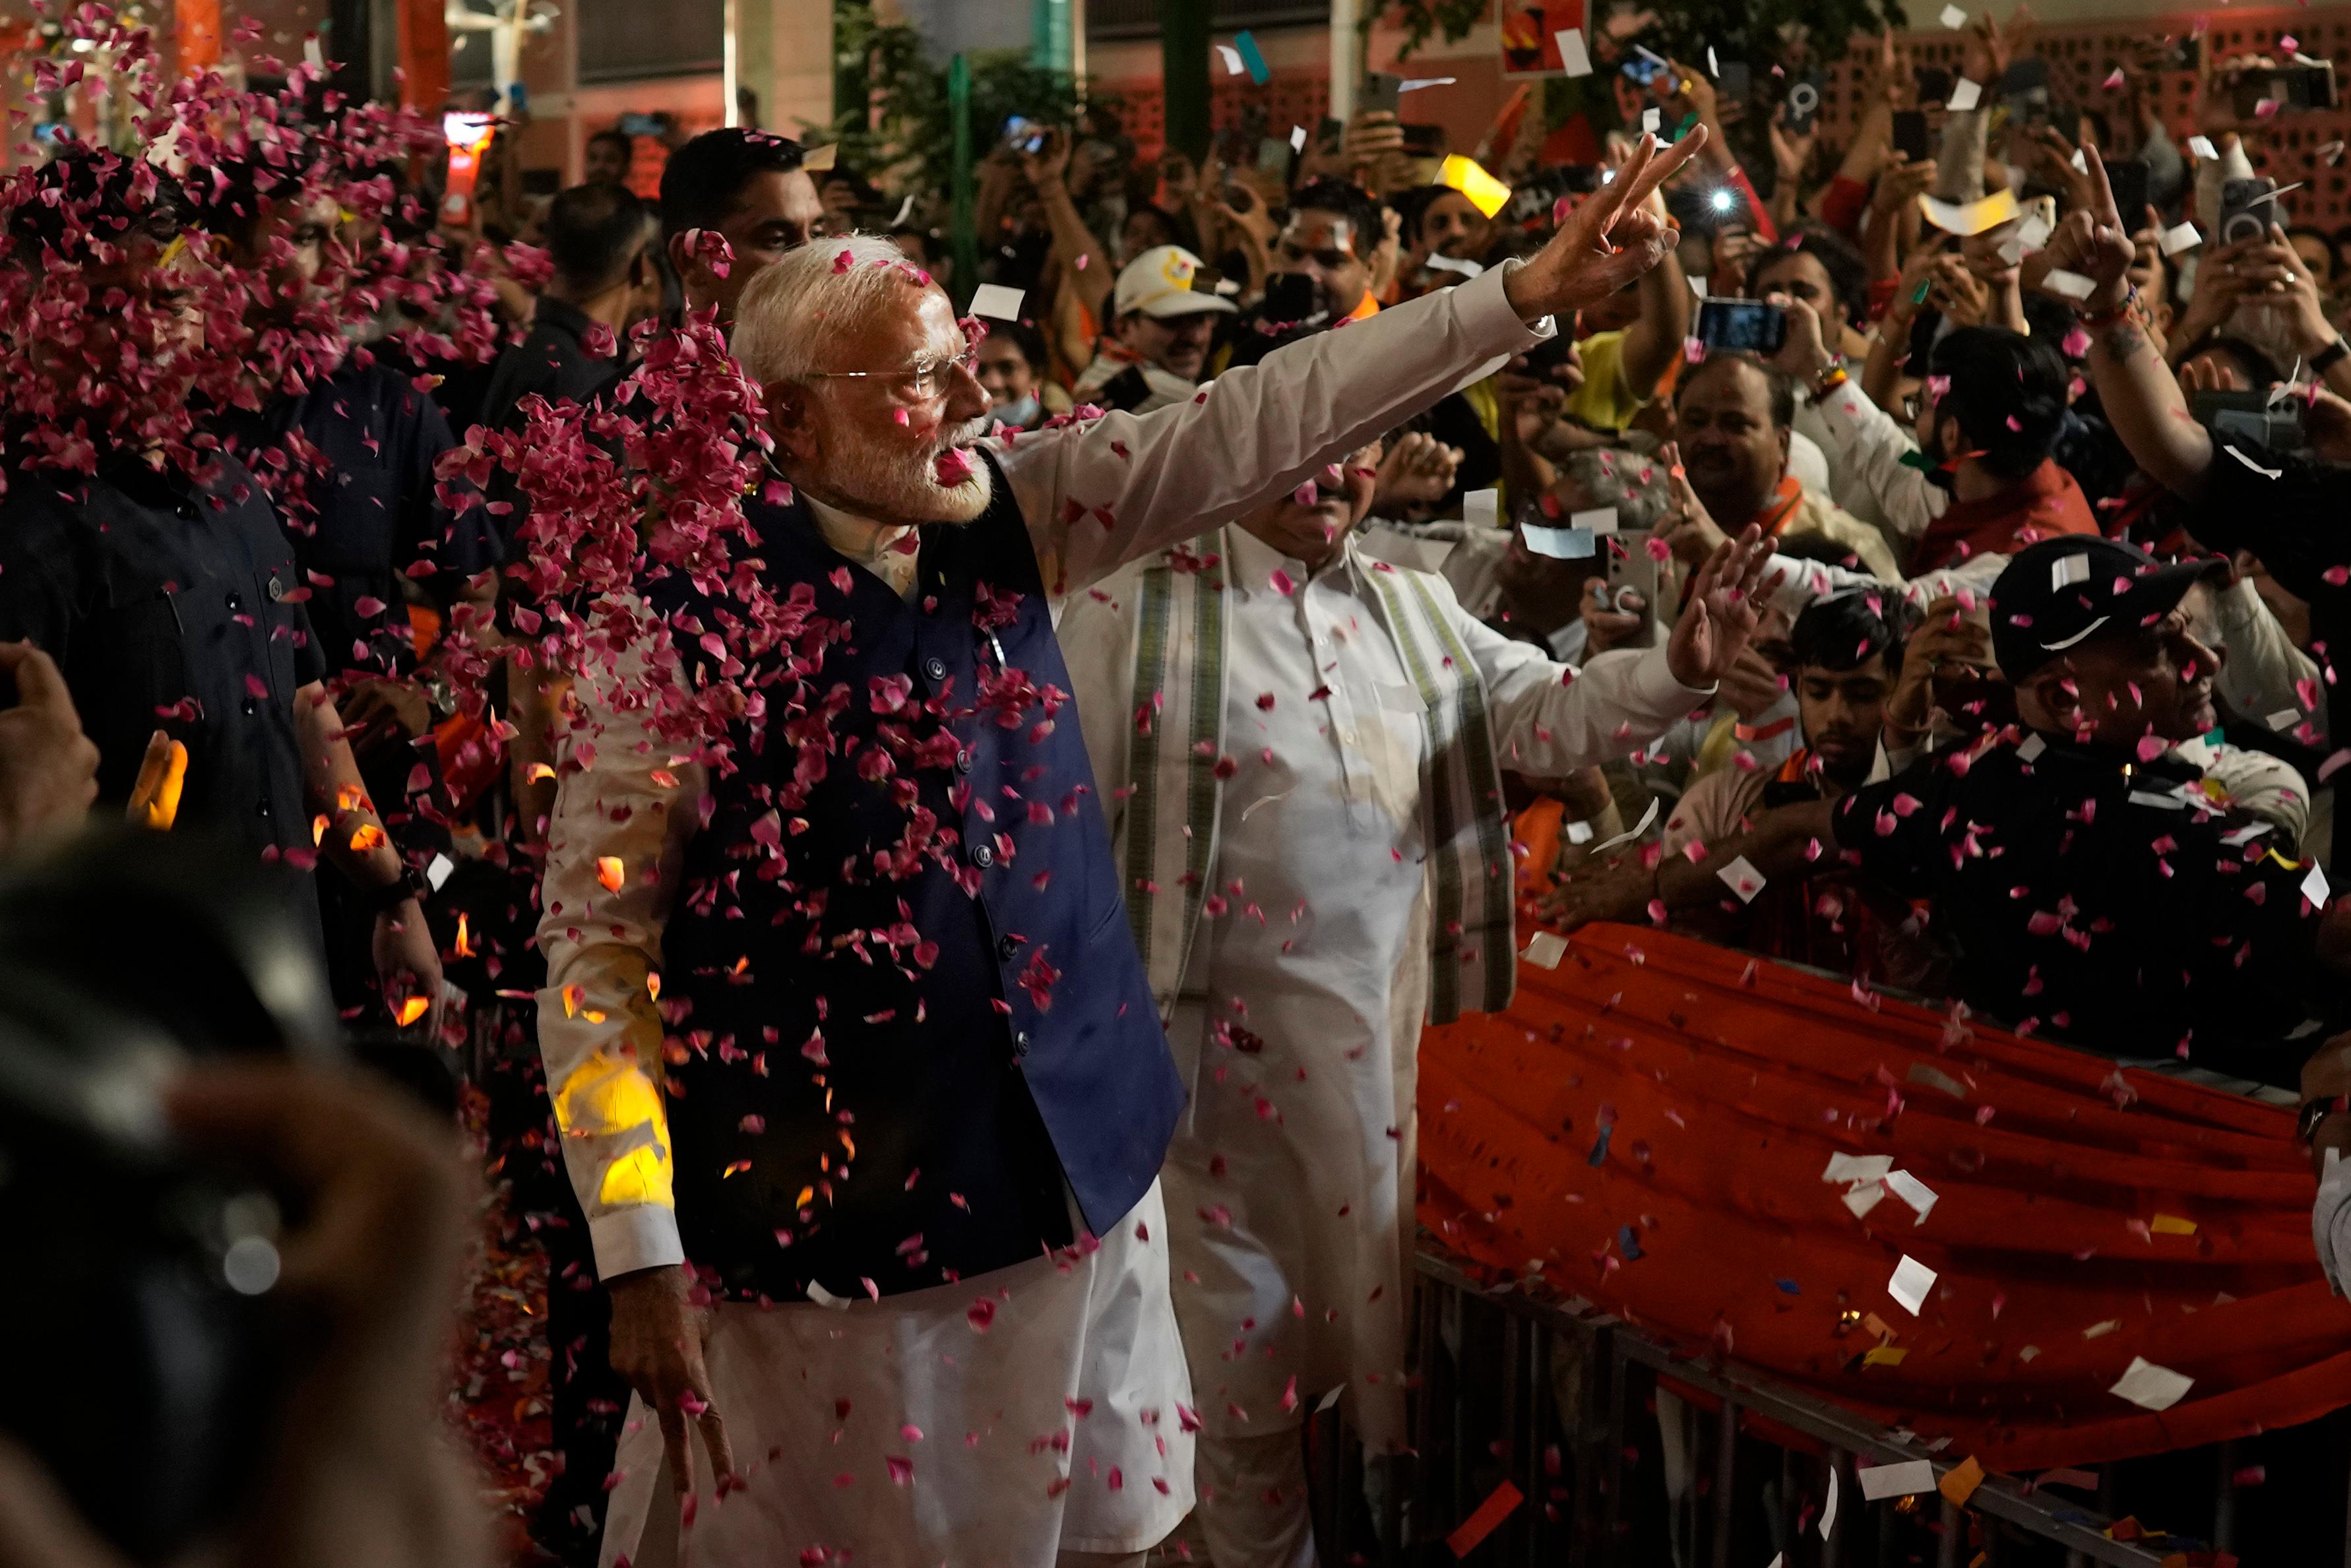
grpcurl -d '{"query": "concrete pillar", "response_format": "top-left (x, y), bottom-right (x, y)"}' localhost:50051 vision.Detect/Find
top-left (736, 0), bottom-right (834, 139)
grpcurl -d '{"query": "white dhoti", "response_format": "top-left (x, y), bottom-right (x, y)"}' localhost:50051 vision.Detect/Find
top-left (600, 1185), bottom-right (1193, 1568)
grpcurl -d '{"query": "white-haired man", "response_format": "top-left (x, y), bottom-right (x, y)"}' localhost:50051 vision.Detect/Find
top-left (538, 132), bottom-right (1716, 1567)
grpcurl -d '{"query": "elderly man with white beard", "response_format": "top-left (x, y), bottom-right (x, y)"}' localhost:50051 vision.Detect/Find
top-left (535, 131), bottom-right (1715, 1567)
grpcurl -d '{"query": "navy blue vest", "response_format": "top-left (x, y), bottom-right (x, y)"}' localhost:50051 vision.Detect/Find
top-left (651, 455), bottom-right (1181, 1301)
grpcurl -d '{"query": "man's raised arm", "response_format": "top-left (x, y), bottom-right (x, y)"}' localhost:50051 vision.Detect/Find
top-left (1005, 129), bottom-right (1709, 599)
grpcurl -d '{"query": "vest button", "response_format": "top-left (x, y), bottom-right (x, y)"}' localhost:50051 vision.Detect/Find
top-left (998, 933), bottom-right (1020, 960)
top-left (972, 843), bottom-right (994, 868)
top-left (1013, 1030), bottom-right (1030, 1057)
top-left (956, 749), bottom-right (972, 774)
top-left (924, 656), bottom-right (948, 681)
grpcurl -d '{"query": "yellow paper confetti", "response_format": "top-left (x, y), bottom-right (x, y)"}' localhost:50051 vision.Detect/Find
top-left (596, 856), bottom-right (625, 893)
top-left (391, 994), bottom-right (429, 1026)
top-left (348, 823), bottom-right (387, 853)
top-left (2151, 1214), bottom-right (2198, 1235)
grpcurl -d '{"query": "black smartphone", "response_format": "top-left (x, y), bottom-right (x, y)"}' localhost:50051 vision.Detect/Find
top-left (2191, 388), bottom-right (2305, 451)
top-left (1523, 330), bottom-right (1581, 375)
top-left (1696, 297), bottom-right (1788, 354)
top-left (1999, 57), bottom-right (2050, 94)
top-left (1502, 164), bottom-right (1602, 224)
top-left (1716, 60), bottom-right (1753, 106)
top-left (1261, 271), bottom-right (1320, 324)
top-left (2219, 177), bottom-right (2280, 245)
top-left (1893, 110), bottom-right (1931, 162)
top-left (2234, 60), bottom-right (2340, 118)
top-left (1400, 122), bottom-right (1447, 158)
top-left (1783, 72), bottom-right (1825, 135)
top-left (1361, 72), bottom-right (1402, 117)
top-left (2104, 158), bottom-right (2150, 229)
top-left (1914, 65), bottom-right (1954, 106)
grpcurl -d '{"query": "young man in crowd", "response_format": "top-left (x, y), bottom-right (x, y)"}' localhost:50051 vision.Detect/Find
top-left (480, 183), bottom-right (663, 429)
top-left (1550, 535), bottom-right (2351, 1084)
top-left (1659, 591), bottom-right (1952, 991)
top-left (582, 127), bottom-right (635, 189)
top-left (656, 127), bottom-right (825, 321)
top-left (1071, 243), bottom-right (1236, 413)
top-left (1774, 307), bottom-right (2097, 571)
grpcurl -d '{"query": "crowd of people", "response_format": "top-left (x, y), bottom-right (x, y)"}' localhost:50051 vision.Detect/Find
top-left (9, 5), bottom-right (2351, 1566)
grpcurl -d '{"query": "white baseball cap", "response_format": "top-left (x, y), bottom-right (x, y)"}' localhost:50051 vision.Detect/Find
top-left (1113, 245), bottom-right (1239, 320)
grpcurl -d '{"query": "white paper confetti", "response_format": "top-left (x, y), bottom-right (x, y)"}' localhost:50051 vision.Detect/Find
top-left (1643, 106), bottom-right (1662, 135)
top-left (2017, 210), bottom-right (2053, 251)
top-left (1215, 43), bottom-right (1244, 75)
top-left (968, 283), bottom-right (1026, 320)
top-left (2160, 222), bottom-right (2203, 256)
top-left (1824, 1152), bottom-right (1894, 1184)
top-left (1947, 77), bottom-right (1984, 112)
top-left (2188, 134), bottom-right (2218, 161)
top-left (1399, 77), bottom-right (1457, 92)
top-left (2304, 863), bottom-right (2331, 908)
top-left (1941, 3), bottom-right (1968, 26)
top-left (1557, 28), bottom-right (1593, 77)
top-left (1571, 506), bottom-right (1621, 535)
top-left (1883, 1169), bottom-right (1939, 1223)
top-left (1424, 253), bottom-right (1485, 276)
top-left (807, 1280), bottom-right (854, 1309)
top-left (2051, 553), bottom-right (2090, 589)
top-left (2108, 1356), bottom-right (2194, 1411)
top-left (2224, 445), bottom-right (2282, 480)
top-left (2017, 732), bottom-right (2048, 763)
top-left (1290, 124), bottom-right (1307, 152)
top-left (426, 852), bottom-right (456, 891)
top-left (1687, 274), bottom-right (1708, 297)
top-left (1521, 524), bottom-right (1596, 559)
top-left (1718, 854), bottom-right (1767, 902)
top-left (2042, 268), bottom-right (2097, 301)
top-left (1858, 1458), bottom-right (1937, 1499)
top-left (1523, 931), bottom-right (1569, 968)
top-left (1889, 1254), bottom-right (1937, 1315)
top-left (1565, 818), bottom-right (1596, 845)
top-left (1821, 1467), bottom-right (1840, 1538)
top-left (1462, 487), bottom-right (1499, 529)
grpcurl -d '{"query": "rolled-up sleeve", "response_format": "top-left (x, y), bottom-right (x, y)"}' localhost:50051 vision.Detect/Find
top-left (1001, 261), bottom-right (1552, 600)
top-left (1455, 584), bottom-right (1713, 777)
top-left (535, 644), bottom-right (708, 1280)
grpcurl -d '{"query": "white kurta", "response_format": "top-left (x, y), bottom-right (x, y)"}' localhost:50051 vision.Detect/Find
top-left (1069, 531), bottom-right (1712, 1456)
top-left (536, 263), bottom-right (1567, 1563)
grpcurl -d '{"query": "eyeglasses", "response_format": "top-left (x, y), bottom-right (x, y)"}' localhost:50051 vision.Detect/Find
top-left (805, 347), bottom-right (980, 402)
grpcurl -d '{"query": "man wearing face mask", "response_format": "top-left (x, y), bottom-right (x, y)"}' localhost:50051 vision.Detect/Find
top-left (538, 134), bottom-right (1720, 1567)
top-left (1060, 438), bottom-right (1777, 1565)
top-left (1071, 243), bottom-right (1236, 414)
top-left (975, 315), bottom-right (1059, 431)
top-left (1550, 535), bottom-right (2351, 1085)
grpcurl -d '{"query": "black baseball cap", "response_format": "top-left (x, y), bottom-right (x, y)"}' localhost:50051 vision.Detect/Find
top-left (1988, 537), bottom-right (2227, 681)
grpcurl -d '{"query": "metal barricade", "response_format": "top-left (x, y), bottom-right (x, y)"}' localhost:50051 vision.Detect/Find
top-left (1300, 1249), bottom-right (2338, 1565)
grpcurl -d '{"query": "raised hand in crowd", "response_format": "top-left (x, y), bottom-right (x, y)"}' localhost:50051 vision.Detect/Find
top-left (1882, 594), bottom-right (1995, 745)
top-left (1579, 576), bottom-right (1650, 656)
top-left (1503, 128), bottom-right (1708, 323)
top-left (0, 642), bottom-right (98, 856)
top-left (1662, 520), bottom-right (1778, 691)
top-left (1369, 430), bottom-right (1464, 518)
top-left (1654, 439), bottom-right (1732, 568)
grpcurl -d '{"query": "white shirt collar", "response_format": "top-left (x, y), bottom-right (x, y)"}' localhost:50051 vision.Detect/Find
top-left (804, 492), bottom-right (920, 600)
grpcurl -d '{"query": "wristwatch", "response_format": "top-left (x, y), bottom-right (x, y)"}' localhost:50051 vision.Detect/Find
top-left (2312, 336), bottom-right (2350, 377)
top-left (367, 862), bottom-right (429, 914)
top-left (2300, 1094), bottom-right (2349, 1147)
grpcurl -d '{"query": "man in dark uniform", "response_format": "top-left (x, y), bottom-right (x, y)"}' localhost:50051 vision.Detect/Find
top-left (478, 183), bottom-right (660, 432)
top-left (0, 155), bottom-right (442, 1017)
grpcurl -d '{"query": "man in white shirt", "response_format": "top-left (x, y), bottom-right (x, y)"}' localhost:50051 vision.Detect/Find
top-left (536, 131), bottom-right (1715, 1567)
top-left (1059, 449), bottom-right (1775, 1566)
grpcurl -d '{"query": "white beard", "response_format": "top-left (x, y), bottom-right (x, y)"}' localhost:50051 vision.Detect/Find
top-left (815, 415), bottom-right (995, 526)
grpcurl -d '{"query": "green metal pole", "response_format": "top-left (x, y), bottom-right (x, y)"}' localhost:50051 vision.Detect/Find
top-left (1161, 0), bottom-right (1210, 163)
top-left (1030, 0), bottom-right (1071, 75)
top-left (950, 51), bottom-right (977, 309)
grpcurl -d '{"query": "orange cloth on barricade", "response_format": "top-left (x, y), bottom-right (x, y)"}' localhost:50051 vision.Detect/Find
top-left (1416, 924), bottom-right (2351, 1471)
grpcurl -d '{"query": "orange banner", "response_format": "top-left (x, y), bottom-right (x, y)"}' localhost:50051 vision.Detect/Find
top-left (1417, 924), bottom-right (2351, 1470)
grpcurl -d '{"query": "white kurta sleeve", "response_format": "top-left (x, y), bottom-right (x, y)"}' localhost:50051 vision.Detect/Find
top-left (1759, 550), bottom-right (2007, 619)
top-left (2212, 576), bottom-right (2326, 742)
top-left (1806, 378), bottom-right (1945, 549)
top-left (536, 659), bottom-right (710, 1281)
top-left (996, 262), bottom-right (1552, 601)
top-left (1449, 592), bottom-right (1714, 776)
top-left (2317, 1150), bottom-right (2351, 1297)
